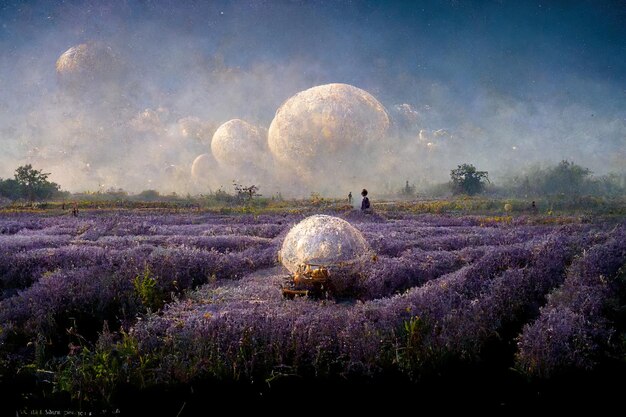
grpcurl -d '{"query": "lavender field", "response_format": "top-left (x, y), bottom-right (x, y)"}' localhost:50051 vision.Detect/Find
top-left (2, 209), bottom-right (625, 411)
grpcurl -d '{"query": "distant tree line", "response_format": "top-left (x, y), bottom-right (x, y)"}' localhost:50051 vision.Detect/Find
top-left (505, 160), bottom-right (625, 198)
top-left (2, 161), bottom-right (623, 205)
top-left (445, 160), bottom-right (622, 198)
top-left (0, 165), bottom-right (67, 202)
top-left (397, 160), bottom-right (624, 199)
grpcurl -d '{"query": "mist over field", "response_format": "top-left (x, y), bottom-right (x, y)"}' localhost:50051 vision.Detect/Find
top-left (0, 0), bottom-right (624, 197)
top-left (3, 3), bottom-right (626, 411)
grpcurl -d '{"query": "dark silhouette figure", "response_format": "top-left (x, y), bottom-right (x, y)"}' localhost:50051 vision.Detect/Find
top-left (361, 189), bottom-right (370, 211)
top-left (71, 201), bottom-right (78, 217)
top-left (531, 201), bottom-right (537, 213)
top-left (348, 192), bottom-right (352, 205)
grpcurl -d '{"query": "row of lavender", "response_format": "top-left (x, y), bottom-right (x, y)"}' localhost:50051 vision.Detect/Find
top-left (128, 224), bottom-right (625, 384)
top-left (0, 212), bottom-right (288, 295)
top-left (0, 212), bottom-right (289, 364)
top-left (1, 211), bottom-right (624, 400)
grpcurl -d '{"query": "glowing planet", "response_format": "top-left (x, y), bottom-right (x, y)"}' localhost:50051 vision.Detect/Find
top-left (268, 83), bottom-right (389, 172)
top-left (56, 42), bottom-right (120, 88)
top-left (191, 153), bottom-right (215, 181)
top-left (210, 119), bottom-right (266, 167)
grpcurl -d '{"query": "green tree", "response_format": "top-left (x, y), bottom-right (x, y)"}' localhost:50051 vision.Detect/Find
top-left (0, 178), bottom-right (22, 200)
top-left (136, 189), bottom-right (160, 201)
top-left (13, 164), bottom-right (60, 201)
top-left (450, 163), bottom-right (489, 195)
top-left (540, 160), bottom-right (591, 196)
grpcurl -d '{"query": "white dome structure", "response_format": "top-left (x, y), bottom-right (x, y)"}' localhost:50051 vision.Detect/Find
top-left (268, 83), bottom-right (389, 176)
top-left (279, 215), bottom-right (370, 274)
top-left (210, 119), bottom-right (266, 167)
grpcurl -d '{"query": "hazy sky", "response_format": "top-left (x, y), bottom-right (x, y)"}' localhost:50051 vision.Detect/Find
top-left (0, 0), bottom-right (624, 195)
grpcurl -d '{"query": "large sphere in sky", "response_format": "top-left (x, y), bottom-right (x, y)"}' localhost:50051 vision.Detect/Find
top-left (268, 83), bottom-right (389, 172)
top-left (211, 119), bottom-right (265, 167)
top-left (279, 215), bottom-right (370, 274)
top-left (56, 42), bottom-right (120, 89)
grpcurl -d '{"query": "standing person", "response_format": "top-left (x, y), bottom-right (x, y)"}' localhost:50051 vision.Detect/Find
top-left (361, 189), bottom-right (370, 211)
top-left (348, 192), bottom-right (352, 205)
top-left (72, 201), bottom-right (78, 217)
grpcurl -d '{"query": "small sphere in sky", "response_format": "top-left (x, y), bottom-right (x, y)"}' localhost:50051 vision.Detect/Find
top-left (210, 119), bottom-right (265, 167)
top-left (279, 214), bottom-right (370, 274)
top-left (191, 153), bottom-right (215, 181)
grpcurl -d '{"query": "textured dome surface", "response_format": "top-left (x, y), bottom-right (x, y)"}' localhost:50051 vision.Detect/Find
top-left (56, 42), bottom-right (119, 85)
top-left (268, 83), bottom-right (389, 170)
top-left (211, 119), bottom-right (265, 166)
top-left (279, 214), bottom-right (370, 274)
top-left (191, 153), bottom-right (214, 180)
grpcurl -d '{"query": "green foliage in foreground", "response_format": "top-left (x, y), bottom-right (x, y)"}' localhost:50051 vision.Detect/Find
top-left (133, 266), bottom-right (166, 312)
top-left (55, 328), bottom-right (154, 404)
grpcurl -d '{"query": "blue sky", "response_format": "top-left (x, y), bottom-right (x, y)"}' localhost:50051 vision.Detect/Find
top-left (0, 0), bottom-right (624, 192)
